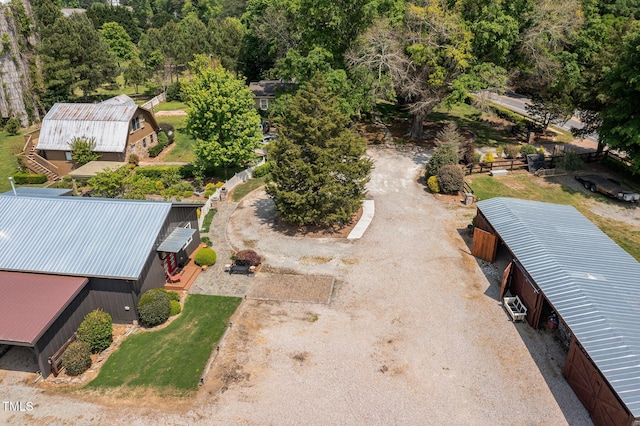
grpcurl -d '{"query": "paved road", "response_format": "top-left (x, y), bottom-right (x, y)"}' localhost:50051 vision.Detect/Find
top-left (484, 91), bottom-right (598, 144)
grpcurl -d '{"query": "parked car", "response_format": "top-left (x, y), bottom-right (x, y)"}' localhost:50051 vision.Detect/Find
top-left (575, 174), bottom-right (640, 202)
top-left (261, 135), bottom-right (276, 144)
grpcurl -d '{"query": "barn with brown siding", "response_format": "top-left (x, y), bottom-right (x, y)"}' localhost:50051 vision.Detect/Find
top-left (0, 192), bottom-right (201, 377)
top-left (473, 197), bottom-right (640, 426)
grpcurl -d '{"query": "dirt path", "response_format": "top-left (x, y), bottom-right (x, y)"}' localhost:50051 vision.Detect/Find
top-left (0, 147), bottom-right (592, 425)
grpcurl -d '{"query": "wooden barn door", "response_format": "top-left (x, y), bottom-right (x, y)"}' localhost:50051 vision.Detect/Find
top-left (472, 228), bottom-right (498, 262)
top-left (564, 338), bottom-right (632, 426)
top-left (500, 262), bottom-right (513, 299)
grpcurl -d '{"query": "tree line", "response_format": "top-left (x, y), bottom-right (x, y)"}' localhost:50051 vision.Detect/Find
top-left (24, 0), bottom-right (640, 171)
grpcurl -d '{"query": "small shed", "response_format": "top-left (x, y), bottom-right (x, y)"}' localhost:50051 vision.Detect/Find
top-left (474, 197), bottom-right (640, 426)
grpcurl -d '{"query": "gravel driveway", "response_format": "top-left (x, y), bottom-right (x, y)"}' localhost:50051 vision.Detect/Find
top-left (0, 147), bottom-right (591, 425)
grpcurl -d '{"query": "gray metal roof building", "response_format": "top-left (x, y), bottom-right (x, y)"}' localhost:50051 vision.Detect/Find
top-left (36, 103), bottom-right (139, 152)
top-left (476, 197), bottom-right (640, 422)
top-left (0, 195), bottom-right (172, 279)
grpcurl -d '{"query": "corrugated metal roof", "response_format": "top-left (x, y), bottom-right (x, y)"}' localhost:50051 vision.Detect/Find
top-left (476, 197), bottom-right (640, 417)
top-left (1, 187), bottom-right (73, 197)
top-left (0, 196), bottom-right (172, 279)
top-left (36, 103), bottom-right (138, 152)
top-left (0, 271), bottom-right (88, 346)
top-left (101, 94), bottom-right (137, 106)
top-left (157, 227), bottom-right (196, 252)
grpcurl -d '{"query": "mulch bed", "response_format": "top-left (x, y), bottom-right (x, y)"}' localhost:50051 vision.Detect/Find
top-left (271, 207), bottom-right (363, 238)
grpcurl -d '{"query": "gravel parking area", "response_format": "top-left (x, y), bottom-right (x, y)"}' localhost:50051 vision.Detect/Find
top-left (0, 147), bottom-right (591, 425)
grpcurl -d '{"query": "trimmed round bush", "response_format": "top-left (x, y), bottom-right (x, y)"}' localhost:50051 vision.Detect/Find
top-left (194, 247), bottom-right (217, 266)
top-left (520, 144), bottom-right (538, 157)
top-left (235, 249), bottom-right (262, 266)
top-left (62, 341), bottom-right (91, 376)
top-left (138, 288), bottom-right (171, 327)
top-left (77, 309), bottom-right (113, 354)
top-left (427, 175), bottom-right (440, 193)
top-left (437, 164), bottom-right (464, 194)
top-left (169, 300), bottom-right (182, 316)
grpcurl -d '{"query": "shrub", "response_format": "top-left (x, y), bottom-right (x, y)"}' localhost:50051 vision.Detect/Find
top-left (77, 309), bottom-right (112, 354)
top-left (169, 300), bottom-right (182, 316)
top-left (504, 145), bottom-right (519, 159)
top-left (201, 236), bottom-right (212, 246)
top-left (427, 175), bottom-right (440, 193)
top-left (471, 152), bottom-right (481, 163)
top-left (182, 190), bottom-right (193, 198)
top-left (138, 288), bottom-right (171, 327)
top-left (194, 247), bottom-right (217, 266)
top-left (437, 164), bottom-right (464, 194)
top-left (178, 163), bottom-right (195, 179)
top-left (166, 81), bottom-right (183, 102)
top-left (483, 151), bottom-right (495, 164)
top-left (235, 249), bottom-right (262, 266)
top-left (136, 165), bottom-right (182, 179)
top-left (62, 341), bottom-right (91, 376)
top-left (166, 290), bottom-right (180, 302)
top-left (5, 117), bottom-right (21, 135)
top-left (253, 162), bottom-right (273, 178)
top-left (148, 143), bottom-right (164, 158)
top-left (158, 123), bottom-right (175, 143)
top-left (425, 144), bottom-right (458, 177)
top-left (520, 144), bottom-right (538, 157)
top-left (158, 131), bottom-right (169, 146)
top-left (496, 146), bottom-right (504, 158)
top-left (128, 153), bottom-right (140, 166)
top-left (12, 173), bottom-right (47, 184)
top-left (556, 151), bottom-right (584, 171)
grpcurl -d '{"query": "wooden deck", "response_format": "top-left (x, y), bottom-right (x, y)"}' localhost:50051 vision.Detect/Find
top-left (164, 260), bottom-right (202, 292)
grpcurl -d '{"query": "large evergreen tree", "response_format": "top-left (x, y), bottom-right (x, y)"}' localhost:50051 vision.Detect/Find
top-left (266, 74), bottom-right (372, 227)
top-left (40, 14), bottom-right (118, 99)
top-left (183, 55), bottom-right (262, 176)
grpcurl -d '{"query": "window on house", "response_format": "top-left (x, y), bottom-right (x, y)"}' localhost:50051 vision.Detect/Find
top-left (260, 99), bottom-right (268, 110)
top-left (130, 144), bottom-right (136, 154)
top-left (131, 116), bottom-right (141, 131)
top-left (143, 138), bottom-right (147, 148)
top-left (65, 152), bottom-right (72, 161)
top-left (150, 134), bottom-right (155, 144)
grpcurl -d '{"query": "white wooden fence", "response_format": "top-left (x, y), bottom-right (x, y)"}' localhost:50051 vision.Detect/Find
top-left (141, 92), bottom-right (167, 111)
top-left (198, 158), bottom-right (266, 230)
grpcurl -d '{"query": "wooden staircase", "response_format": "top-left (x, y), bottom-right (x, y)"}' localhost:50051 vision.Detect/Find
top-left (20, 130), bottom-right (59, 181)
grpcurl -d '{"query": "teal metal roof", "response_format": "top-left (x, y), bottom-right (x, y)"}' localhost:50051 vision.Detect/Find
top-left (157, 227), bottom-right (196, 253)
top-left (0, 196), bottom-right (172, 280)
top-left (477, 197), bottom-right (640, 418)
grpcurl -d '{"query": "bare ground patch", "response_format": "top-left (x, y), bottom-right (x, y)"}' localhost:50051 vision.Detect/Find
top-left (248, 273), bottom-right (334, 304)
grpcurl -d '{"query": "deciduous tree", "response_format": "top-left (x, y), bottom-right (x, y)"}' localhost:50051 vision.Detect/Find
top-left (69, 136), bottom-right (100, 166)
top-left (183, 55), bottom-right (262, 177)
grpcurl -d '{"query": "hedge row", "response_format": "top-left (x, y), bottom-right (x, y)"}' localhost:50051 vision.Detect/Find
top-left (136, 165), bottom-right (194, 180)
top-left (13, 173), bottom-right (47, 184)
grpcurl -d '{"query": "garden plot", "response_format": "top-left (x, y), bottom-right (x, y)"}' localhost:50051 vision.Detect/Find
top-left (248, 273), bottom-right (334, 304)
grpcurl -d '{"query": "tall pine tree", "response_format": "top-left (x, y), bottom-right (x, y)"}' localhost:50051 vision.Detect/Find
top-left (266, 74), bottom-right (372, 227)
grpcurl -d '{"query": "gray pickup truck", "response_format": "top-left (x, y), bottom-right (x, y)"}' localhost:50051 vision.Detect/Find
top-left (575, 174), bottom-right (640, 203)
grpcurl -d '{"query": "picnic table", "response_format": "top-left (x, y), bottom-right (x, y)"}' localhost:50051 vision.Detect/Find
top-left (226, 259), bottom-right (256, 275)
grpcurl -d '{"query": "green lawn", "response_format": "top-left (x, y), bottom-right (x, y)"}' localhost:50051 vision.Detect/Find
top-left (155, 115), bottom-right (195, 163)
top-left (427, 102), bottom-right (513, 147)
top-left (0, 129), bottom-right (28, 193)
top-left (152, 101), bottom-right (189, 112)
top-left (86, 294), bottom-right (241, 393)
top-left (469, 174), bottom-right (640, 261)
top-left (231, 176), bottom-right (267, 201)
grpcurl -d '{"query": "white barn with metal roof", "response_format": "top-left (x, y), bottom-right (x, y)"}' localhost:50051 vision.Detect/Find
top-left (474, 197), bottom-right (640, 426)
